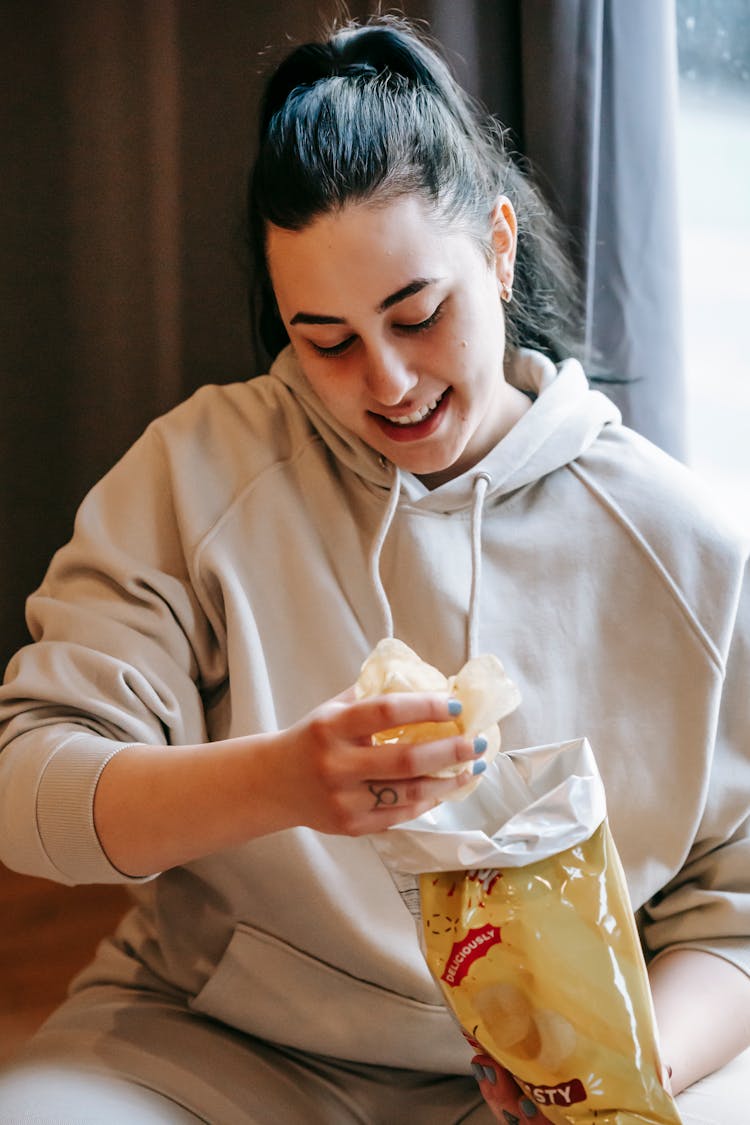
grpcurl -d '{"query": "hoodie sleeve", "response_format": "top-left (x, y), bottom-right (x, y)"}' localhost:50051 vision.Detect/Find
top-left (0, 422), bottom-right (220, 886)
top-left (640, 554), bottom-right (750, 978)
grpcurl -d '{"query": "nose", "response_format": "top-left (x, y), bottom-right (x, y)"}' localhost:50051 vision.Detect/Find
top-left (364, 341), bottom-right (418, 406)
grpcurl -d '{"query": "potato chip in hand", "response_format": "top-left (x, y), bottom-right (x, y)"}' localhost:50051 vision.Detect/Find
top-left (355, 638), bottom-right (521, 798)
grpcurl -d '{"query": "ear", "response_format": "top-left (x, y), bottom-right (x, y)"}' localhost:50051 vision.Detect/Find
top-left (490, 196), bottom-right (517, 298)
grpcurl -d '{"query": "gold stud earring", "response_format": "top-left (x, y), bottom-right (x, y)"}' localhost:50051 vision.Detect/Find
top-left (500, 281), bottom-right (513, 303)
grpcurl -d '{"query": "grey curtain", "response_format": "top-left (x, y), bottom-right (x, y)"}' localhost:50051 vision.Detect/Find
top-left (519, 0), bottom-right (685, 455)
top-left (1, 0), bottom-right (684, 672)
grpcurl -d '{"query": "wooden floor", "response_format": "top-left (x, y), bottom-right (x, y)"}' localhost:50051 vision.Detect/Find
top-left (0, 863), bottom-right (129, 1066)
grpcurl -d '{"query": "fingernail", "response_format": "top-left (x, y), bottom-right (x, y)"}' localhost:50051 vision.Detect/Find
top-left (448, 699), bottom-right (462, 716)
top-left (520, 1098), bottom-right (538, 1117)
top-left (473, 735), bottom-right (487, 754)
top-left (471, 1062), bottom-right (485, 1083)
top-left (483, 1065), bottom-right (497, 1085)
top-left (472, 759), bottom-right (487, 775)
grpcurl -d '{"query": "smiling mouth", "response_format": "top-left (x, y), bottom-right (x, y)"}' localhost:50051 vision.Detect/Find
top-left (382, 390), bottom-right (447, 426)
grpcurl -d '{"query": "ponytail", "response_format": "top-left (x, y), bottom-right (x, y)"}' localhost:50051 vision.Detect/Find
top-left (248, 15), bottom-right (583, 366)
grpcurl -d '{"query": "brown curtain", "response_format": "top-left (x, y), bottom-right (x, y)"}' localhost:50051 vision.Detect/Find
top-left (1, 0), bottom-right (682, 674)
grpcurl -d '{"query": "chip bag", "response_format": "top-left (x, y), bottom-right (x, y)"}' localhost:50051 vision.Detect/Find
top-left (371, 734), bottom-right (682, 1124)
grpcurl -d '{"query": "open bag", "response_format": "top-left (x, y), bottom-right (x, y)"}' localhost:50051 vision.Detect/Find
top-left (372, 738), bottom-right (682, 1125)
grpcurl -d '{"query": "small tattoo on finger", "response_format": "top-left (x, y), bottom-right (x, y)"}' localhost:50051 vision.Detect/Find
top-left (368, 783), bottom-right (398, 808)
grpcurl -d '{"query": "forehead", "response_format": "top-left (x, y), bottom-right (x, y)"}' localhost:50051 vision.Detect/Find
top-left (265, 195), bottom-right (484, 313)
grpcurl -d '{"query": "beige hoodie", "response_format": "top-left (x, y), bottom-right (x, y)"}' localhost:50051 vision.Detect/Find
top-left (1, 347), bottom-right (748, 1071)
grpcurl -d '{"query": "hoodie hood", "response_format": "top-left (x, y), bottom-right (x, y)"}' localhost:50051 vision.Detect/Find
top-left (272, 345), bottom-right (621, 659)
top-left (271, 345), bottom-right (621, 513)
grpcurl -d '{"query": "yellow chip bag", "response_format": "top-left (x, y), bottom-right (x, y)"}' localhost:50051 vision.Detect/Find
top-left (420, 821), bottom-right (681, 1123)
top-left (361, 643), bottom-right (681, 1124)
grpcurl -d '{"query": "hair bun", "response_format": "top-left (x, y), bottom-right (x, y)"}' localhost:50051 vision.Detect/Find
top-left (259, 23), bottom-right (442, 134)
top-left (333, 25), bottom-right (440, 91)
top-left (335, 60), bottom-right (379, 80)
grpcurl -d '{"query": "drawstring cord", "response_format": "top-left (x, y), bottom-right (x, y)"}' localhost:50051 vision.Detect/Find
top-left (468, 473), bottom-right (490, 661)
top-left (369, 465), bottom-right (401, 639)
top-left (369, 466), bottom-right (490, 658)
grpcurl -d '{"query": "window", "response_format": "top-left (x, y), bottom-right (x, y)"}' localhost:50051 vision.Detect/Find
top-left (676, 0), bottom-right (750, 530)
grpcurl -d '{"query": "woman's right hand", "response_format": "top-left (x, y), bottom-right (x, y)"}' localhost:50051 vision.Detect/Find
top-left (272, 690), bottom-right (483, 836)
top-left (94, 689), bottom-right (483, 877)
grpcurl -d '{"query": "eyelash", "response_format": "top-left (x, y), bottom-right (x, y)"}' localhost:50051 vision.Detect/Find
top-left (310, 303), bottom-right (445, 358)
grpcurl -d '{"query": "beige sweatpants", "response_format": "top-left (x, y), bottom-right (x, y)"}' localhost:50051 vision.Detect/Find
top-left (0, 983), bottom-right (493, 1124)
top-left (0, 981), bottom-right (745, 1123)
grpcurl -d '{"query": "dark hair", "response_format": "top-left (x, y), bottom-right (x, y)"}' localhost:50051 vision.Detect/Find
top-left (248, 15), bottom-right (583, 365)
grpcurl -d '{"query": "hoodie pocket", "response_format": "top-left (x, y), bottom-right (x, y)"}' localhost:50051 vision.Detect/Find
top-left (189, 921), bottom-right (465, 1070)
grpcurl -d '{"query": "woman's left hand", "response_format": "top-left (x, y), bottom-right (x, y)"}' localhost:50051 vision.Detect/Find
top-left (471, 1053), bottom-right (551, 1123)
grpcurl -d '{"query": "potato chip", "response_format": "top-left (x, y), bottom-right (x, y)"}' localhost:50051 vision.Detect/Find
top-left (355, 639), bottom-right (521, 798)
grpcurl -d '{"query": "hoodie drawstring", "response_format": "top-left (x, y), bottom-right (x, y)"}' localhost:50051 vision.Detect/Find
top-left (468, 473), bottom-right (490, 661)
top-left (369, 466), bottom-right (401, 640)
top-left (369, 467), bottom-right (490, 660)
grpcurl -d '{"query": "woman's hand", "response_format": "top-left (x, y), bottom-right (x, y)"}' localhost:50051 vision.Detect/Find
top-left (94, 688), bottom-right (483, 876)
top-left (471, 1053), bottom-right (551, 1123)
top-left (273, 690), bottom-right (483, 835)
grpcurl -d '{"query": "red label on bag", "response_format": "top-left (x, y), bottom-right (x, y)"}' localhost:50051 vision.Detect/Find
top-left (519, 1078), bottom-right (587, 1108)
top-left (441, 925), bottom-right (501, 987)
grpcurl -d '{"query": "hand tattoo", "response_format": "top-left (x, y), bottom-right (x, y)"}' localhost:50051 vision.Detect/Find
top-left (369, 783), bottom-right (398, 808)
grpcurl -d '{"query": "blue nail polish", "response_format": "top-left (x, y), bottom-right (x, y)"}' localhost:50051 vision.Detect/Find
top-left (471, 1062), bottom-right (485, 1082)
top-left (472, 759), bottom-right (487, 775)
top-left (448, 699), bottom-right (462, 716)
top-left (520, 1098), bottom-right (538, 1117)
top-left (473, 735), bottom-right (487, 754)
top-left (483, 1065), bottom-right (497, 1085)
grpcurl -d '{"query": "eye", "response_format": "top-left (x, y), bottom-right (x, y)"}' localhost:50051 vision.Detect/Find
top-left (307, 300), bottom-right (446, 357)
top-left (396, 302), bottom-right (445, 334)
top-left (310, 335), bottom-right (355, 357)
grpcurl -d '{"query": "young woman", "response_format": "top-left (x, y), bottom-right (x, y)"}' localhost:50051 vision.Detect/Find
top-left (1, 16), bottom-right (749, 1124)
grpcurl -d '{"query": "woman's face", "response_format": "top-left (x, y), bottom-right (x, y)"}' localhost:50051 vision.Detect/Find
top-left (266, 194), bottom-right (520, 487)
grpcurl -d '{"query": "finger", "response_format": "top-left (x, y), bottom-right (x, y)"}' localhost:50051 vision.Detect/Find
top-left (355, 732), bottom-right (486, 782)
top-left (471, 1055), bottom-right (541, 1121)
top-left (346, 793), bottom-right (443, 834)
top-left (328, 692), bottom-right (461, 742)
top-left (364, 767), bottom-right (476, 813)
top-left (660, 1061), bottom-right (674, 1094)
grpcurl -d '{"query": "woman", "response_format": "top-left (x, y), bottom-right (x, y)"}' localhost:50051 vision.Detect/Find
top-left (1, 15), bottom-right (749, 1124)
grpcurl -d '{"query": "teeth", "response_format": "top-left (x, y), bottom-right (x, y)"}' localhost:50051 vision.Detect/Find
top-left (385, 393), bottom-right (443, 425)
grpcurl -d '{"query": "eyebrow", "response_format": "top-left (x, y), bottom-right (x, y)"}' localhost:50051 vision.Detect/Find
top-left (289, 277), bottom-right (441, 326)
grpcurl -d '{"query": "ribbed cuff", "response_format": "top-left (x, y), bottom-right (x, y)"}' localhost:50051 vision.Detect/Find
top-left (36, 735), bottom-right (156, 884)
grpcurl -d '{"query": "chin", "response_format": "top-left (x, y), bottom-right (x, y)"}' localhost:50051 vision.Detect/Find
top-left (400, 453), bottom-right (463, 485)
